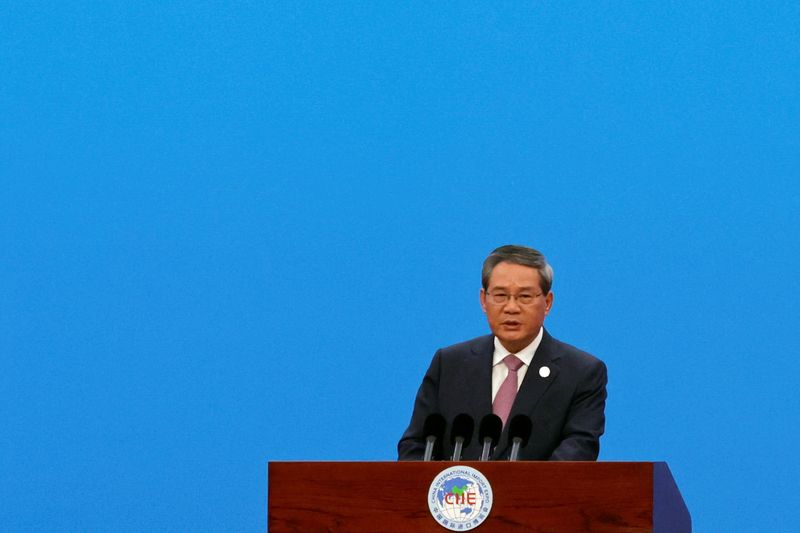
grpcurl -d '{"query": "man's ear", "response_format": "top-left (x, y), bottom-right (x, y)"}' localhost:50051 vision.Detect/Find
top-left (479, 288), bottom-right (487, 313)
top-left (544, 291), bottom-right (554, 315)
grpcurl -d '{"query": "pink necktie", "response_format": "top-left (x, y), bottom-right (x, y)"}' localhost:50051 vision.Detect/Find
top-left (493, 355), bottom-right (524, 427)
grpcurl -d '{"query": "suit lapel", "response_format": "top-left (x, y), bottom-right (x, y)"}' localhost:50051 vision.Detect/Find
top-left (468, 336), bottom-right (494, 417)
top-left (492, 329), bottom-right (561, 459)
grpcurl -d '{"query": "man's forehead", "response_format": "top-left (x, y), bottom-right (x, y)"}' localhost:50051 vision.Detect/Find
top-left (488, 262), bottom-right (541, 286)
top-left (487, 282), bottom-right (538, 290)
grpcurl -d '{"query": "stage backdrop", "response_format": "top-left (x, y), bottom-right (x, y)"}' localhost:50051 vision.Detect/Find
top-left (2, 3), bottom-right (798, 532)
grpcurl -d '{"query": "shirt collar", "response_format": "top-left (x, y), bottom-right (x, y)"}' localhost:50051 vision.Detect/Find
top-left (492, 327), bottom-right (543, 367)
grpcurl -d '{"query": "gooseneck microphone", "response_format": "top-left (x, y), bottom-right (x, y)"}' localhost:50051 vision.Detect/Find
top-left (507, 414), bottom-right (533, 461)
top-left (477, 414), bottom-right (503, 461)
top-left (450, 414), bottom-right (475, 461)
top-left (422, 413), bottom-right (446, 461)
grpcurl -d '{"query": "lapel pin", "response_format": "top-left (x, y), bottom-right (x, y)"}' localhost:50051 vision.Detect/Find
top-left (539, 366), bottom-right (551, 378)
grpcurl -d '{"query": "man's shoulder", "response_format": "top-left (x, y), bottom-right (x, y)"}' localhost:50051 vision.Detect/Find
top-left (545, 332), bottom-right (606, 371)
top-left (437, 335), bottom-right (494, 358)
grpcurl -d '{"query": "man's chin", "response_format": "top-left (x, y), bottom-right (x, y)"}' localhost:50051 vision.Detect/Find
top-left (496, 333), bottom-right (534, 353)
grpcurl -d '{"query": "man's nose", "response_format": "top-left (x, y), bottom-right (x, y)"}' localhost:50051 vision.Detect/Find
top-left (504, 297), bottom-right (522, 312)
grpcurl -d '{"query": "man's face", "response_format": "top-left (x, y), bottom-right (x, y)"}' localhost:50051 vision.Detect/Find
top-left (480, 261), bottom-right (553, 353)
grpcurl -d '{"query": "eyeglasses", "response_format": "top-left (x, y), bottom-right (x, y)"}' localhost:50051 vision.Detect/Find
top-left (486, 291), bottom-right (543, 306)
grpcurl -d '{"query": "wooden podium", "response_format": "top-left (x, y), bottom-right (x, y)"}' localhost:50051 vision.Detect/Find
top-left (268, 461), bottom-right (690, 532)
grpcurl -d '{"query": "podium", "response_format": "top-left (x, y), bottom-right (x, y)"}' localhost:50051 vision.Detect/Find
top-left (268, 461), bottom-right (690, 532)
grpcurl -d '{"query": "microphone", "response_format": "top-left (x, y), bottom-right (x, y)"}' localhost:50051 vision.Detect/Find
top-left (450, 414), bottom-right (475, 461)
top-left (477, 414), bottom-right (503, 461)
top-left (422, 413), bottom-right (446, 461)
top-left (507, 414), bottom-right (533, 461)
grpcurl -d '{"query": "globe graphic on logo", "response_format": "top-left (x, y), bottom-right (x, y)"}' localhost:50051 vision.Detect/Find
top-left (428, 466), bottom-right (493, 530)
top-left (435, 476), bottom-right (484, 521)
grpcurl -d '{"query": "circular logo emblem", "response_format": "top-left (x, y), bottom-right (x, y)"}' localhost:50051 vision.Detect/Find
top-left (428, 465), bottom-right (493, 530)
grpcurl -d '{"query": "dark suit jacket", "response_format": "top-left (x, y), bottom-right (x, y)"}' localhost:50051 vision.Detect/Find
top-left (397, 330), bottom-right (607, 461)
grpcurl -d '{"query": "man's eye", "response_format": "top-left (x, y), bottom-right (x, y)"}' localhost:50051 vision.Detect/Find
top-left (518, 295), bottom-right (533, 303)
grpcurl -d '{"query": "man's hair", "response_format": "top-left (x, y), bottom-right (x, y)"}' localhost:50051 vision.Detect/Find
top-left (481, 245), bottom-right (554, 294)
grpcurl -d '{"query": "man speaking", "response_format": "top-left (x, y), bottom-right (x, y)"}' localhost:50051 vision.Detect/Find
top-left (398, 245), bottom-right (607, 461)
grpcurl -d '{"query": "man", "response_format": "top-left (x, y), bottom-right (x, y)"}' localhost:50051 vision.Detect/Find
top-left (397, 245), bottom-right (607, 461)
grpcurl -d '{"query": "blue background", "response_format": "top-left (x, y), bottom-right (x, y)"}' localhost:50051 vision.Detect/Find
top-left (2, 2), bottom-right (798, 531)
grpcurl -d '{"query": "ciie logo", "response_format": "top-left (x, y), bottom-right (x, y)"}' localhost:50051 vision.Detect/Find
top-left (428, 465), bottom-right (493, 530)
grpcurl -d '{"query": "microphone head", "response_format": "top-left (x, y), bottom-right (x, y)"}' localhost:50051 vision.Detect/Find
top-left (478, 414), bottom-right (503, 444)
top-left (423, 413), bottom-right (447, 441)
top-left (507, 415), bottom-right (533, 447)
top-left (450, 413), bottom-right (475, 447)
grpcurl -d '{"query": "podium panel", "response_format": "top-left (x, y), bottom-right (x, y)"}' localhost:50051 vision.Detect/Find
top-left (268, 461), bottom-right (690, 532)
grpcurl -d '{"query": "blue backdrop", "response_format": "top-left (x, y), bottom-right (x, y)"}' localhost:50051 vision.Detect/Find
top-left (2, 2), bottom-right (799, 532)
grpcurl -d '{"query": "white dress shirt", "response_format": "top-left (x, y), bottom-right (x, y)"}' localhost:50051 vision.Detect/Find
top-left (491, 327), bottom-right (544, 402)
